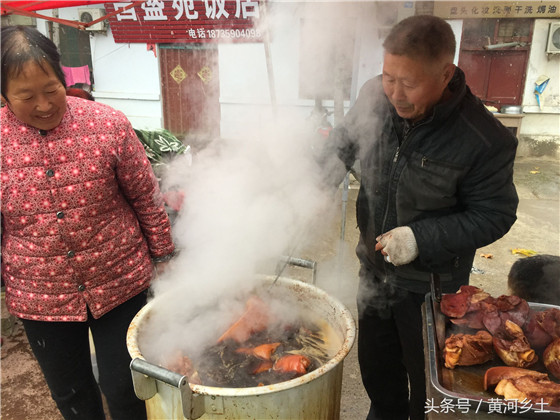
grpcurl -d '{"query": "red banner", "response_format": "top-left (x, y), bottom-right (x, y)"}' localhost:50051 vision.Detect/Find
top-left (105, 0), bottom-right (263, 43)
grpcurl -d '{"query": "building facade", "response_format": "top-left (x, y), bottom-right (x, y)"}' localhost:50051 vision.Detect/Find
top-left (3, 1), bottom-right (558, 153)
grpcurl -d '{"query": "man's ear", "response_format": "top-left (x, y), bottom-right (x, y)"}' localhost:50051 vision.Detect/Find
top-left (443, 63), bottom-right (456, 85)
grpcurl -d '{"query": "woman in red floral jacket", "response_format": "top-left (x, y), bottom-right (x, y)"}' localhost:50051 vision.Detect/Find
top-left (1, 26), bottom-right (175, 420)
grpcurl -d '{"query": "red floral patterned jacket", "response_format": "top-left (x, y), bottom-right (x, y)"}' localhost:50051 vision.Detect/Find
top-left (1, 96), bottom-right (175, 321)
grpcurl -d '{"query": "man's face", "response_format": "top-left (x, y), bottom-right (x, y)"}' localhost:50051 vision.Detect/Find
top-left (3, 60), bottom-right (67, 131)
top-left (382, 53), bottom-right (454, 122)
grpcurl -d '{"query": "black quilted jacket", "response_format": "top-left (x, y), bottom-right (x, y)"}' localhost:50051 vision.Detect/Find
top-left (323, 68), bottom-right (518, 294)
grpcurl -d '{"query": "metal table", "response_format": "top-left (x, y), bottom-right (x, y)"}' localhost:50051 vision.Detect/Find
top-left (422, 300), bottom-right (558, 420)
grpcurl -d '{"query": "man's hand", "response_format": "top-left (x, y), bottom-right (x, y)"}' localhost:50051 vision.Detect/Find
top-left (375, 226), bottom-right (419, 266)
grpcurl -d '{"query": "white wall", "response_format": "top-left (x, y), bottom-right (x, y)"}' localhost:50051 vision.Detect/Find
top-left (218, 1), bottom-right (394, 140)
top-left (521, 19), bottom-right (560, 138)
top-left (218, 2), bottom-right (315, 140)
top-left (88, 31), bottom-right (162, 129)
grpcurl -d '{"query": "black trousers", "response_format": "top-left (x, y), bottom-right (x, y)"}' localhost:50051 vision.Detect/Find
top-left (357, 275), bottom-right (427, 420)
top-left (21, 291), bottom-right (148, 420)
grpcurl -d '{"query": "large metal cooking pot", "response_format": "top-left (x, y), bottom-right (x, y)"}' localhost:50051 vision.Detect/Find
top-left (127, 276), bottom-right (356, 419)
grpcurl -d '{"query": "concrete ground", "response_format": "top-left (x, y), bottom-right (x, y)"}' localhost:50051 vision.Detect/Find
top-left (1, 154), bottom-right (559, 420)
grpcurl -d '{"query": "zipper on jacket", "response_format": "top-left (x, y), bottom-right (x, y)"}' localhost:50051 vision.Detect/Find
top-left (393, 147), bottom-right (400, 163)
top-left (381, 122), bottom-right (419, 233)
top-left (381, 133), bottom-right (403, 235)
top-left (380, 116), bottom-right (431, 242)
top-left (421, 155), bottom-right (464, 170)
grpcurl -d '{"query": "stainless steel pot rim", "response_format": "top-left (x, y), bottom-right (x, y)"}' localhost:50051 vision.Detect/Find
top-left (127, 275), bottom-right (357, 397)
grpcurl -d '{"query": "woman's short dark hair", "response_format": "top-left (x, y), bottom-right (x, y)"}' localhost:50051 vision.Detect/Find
top-left (383, 15), bottom-right (456, 62)
top-left (1, 25), bottom-right (66, 101)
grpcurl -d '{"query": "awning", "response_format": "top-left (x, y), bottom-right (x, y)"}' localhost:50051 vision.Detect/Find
top-left (0, 1), bottom-right (145, 30)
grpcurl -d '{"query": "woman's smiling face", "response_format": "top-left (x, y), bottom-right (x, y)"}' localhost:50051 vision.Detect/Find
top-left (3, 60), bottom-right (67, 131)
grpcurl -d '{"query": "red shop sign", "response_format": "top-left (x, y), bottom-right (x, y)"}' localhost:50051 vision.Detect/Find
top-left (104, 0), bottom-right (263, 43)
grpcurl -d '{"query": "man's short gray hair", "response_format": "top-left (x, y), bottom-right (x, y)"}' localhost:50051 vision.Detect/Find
top-left (383, 15), bottom-right (456, 61)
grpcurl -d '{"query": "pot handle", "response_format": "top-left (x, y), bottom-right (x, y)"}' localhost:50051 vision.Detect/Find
top-left (275, 256), bottom-right (317, 284)
top-left (130, 358), bottom-right (206, 419)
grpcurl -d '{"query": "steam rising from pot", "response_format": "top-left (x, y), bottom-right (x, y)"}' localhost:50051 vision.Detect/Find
top-left (154, 125), bottom-right (333, 296)
top-left (140, 123), bottom-right (341, 370)
top-left (138, 2), bottom-right (404, 358)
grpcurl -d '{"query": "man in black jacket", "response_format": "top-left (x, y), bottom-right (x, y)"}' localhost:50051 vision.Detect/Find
top-left (321, 15), bottom-right (518, 420)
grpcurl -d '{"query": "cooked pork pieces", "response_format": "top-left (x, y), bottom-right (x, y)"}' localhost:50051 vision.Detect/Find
top-left (443, 330), bottom-right (493, 369)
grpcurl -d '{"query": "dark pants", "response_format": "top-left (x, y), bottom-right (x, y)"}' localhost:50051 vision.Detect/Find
top-left (357, 275), bottom-right (426, 420)
top-left (21, 291), bottom-right (148, 420)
